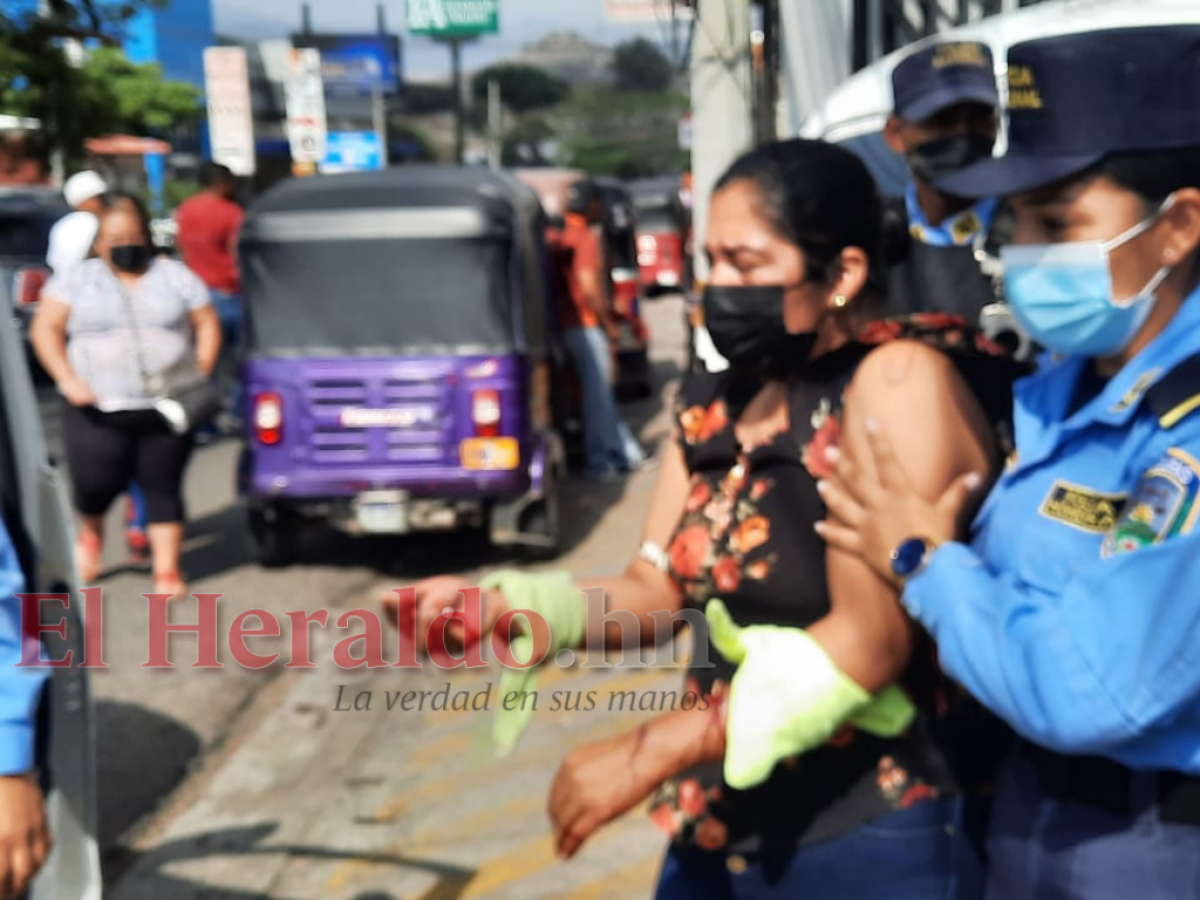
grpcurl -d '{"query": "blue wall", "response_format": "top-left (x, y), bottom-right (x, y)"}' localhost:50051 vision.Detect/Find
top-left (122, 0), bottom-right (215, 89)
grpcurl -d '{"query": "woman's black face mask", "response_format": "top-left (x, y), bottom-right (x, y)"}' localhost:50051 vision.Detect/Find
top-left (702, 284), bottom-right (818, 377)
top-left (109, 244), bottom-right (151, 273)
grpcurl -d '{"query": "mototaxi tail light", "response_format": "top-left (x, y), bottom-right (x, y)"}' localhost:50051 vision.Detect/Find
top-left (472, 388), bottom-right (501, 438)
top-left (13, 266), bottom-right (48, 308)
top-left (254, 391), bottom-right (283, 446)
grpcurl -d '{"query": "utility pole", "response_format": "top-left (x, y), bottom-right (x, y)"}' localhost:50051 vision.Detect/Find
top-left (375, 2), bottom-right (389, 168)
top-left (450, 38), bottom-right (465, 164)
top-left (690, 0), bottom-right (754, 287)
top-left (487, 79), bottom-right (501, 170)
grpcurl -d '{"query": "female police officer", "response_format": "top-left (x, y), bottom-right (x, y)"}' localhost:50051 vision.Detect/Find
top-left (815, 25), bottom-right (1200, 898)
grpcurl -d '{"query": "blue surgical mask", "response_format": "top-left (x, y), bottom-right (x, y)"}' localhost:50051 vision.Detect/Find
top-left (1000, 195), bottom-right (1175, 357)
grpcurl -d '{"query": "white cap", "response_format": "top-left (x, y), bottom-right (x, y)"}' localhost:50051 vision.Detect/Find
top-left (62, 170), bottom-right (108, 208)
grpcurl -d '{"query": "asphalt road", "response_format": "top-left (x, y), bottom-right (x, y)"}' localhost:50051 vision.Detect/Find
top-left (40, 294), bottom-right (691, 898)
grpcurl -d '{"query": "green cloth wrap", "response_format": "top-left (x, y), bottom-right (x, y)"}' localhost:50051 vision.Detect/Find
top-left (479, 569), bottom-right (587, 758)
top-left (706, 599), bottom-right (916, 790)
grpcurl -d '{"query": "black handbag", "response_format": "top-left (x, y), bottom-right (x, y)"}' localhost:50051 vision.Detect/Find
top-left (118, 277), bottom-right (223, 435)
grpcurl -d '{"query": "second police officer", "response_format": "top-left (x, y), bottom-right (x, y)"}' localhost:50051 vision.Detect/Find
top-left (819, 24), bottom-right (1200, 899)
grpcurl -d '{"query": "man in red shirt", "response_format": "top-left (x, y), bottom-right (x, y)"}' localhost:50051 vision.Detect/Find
top-left (557, 180), bottom-right (646, 482)
top-left (175, 163), bottom-right (244, 428)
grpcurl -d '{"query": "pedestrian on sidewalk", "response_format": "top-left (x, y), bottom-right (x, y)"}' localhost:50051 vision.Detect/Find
top-left (175, 162), bottom-right (245, 434)
top-left (557, 178), bottom-right (646, 482)
top-left (30, 194), bottom-right (220, 600)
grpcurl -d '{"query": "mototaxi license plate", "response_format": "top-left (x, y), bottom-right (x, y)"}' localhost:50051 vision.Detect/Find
top-left (354, 490), bottom-right (409, 533)
top-left (460, 437), bottom-right (520, 471)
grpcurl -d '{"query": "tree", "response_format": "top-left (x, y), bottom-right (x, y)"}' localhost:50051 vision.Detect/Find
top-left (80, 48), bottom-right (203, 133)
top-left (470, 64), bottom-right (569, 115)
top-left (611, 38), bottom-right (674, 93)
top-left (550, 86), bottom-right (688, 179)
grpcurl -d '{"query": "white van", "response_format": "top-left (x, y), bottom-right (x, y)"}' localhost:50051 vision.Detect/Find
top-left (800, 0), bottom-right (1200, 195)
top-left (1, 277), bottom-right (101, 896)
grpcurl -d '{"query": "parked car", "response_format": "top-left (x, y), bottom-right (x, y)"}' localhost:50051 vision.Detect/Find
top-left (629, 176), bottom-right (690, 295)
top-left (0, 187), bottom-right (68, 379)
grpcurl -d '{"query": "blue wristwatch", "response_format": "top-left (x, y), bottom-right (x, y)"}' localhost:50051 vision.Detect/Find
top-left (890, 537), bottom-right (940, 584)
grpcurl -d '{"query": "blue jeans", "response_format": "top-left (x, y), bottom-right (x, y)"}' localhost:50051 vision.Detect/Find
top-left (985, 748), bottom-right (1200, 899)
top-left (655, 797), bottom-right (985, 900)
top-left (209, 290), bottom-right (243, 421)
top-left (564, 325), bottom-right (646, 478)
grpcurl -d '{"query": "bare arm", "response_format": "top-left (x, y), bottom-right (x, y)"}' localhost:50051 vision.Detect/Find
top-left (808, 340), bottom-right (997, 691)
top-left (576, 437), bottom-right (692, 648)
top-left (190, 305), bottom-right (221, 376)
top-left (29, 296), bottom-right (95, 407)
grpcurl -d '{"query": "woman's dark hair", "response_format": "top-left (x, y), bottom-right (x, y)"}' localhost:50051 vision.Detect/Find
top-left (714, 138), bottom-right (886, 308)
top-left (1098, 145), bottom-right (1200, 285)
top-left (96, 190), bottom-right (155, 248)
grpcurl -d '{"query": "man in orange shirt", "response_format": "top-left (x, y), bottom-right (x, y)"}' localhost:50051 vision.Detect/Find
top-left (558, 180), bottom-right (645, 482)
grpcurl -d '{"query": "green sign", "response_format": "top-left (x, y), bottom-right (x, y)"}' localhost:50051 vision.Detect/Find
top-left (407, 0), bottom-right (499, 37)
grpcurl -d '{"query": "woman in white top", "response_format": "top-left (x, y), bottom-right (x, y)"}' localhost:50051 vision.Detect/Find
top-left (31, 194), bottom-right (220, 599)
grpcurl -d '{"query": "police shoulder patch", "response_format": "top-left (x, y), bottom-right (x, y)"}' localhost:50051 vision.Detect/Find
top-left (1103, 448), bottom-right (1200, 558)
top-left (1039, 481), bottom-right (1127, 534)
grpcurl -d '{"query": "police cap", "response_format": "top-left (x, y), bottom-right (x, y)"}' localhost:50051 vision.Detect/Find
top-left (892, 40), bottom-right (999, 122)
top-left (938, 25), bottom-right (1200, 199)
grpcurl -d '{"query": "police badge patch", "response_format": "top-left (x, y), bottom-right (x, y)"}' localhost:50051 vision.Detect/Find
top-left (1103, 449), bottom-right (1200, 557)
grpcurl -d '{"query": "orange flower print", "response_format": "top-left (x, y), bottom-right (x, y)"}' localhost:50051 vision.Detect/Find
top-left (720, 462), bottom-right (747, 500)
top-left (876, 756), bottom-right (910, 804)
top-left (711, 556), bottom-right (741, 594)
top-left (650, 804), bottom-right (682, 838)
top-left (731, 515), bottom-right (770, 555)
top-left (856, 319), bottom-right (905, 345)
top-left (669, 525), bottom-right (711, 581)
top-left (686, 479), bottom-right (712, 514)
top-left (745, 558), bottom-right (773, 581)
top-left (701, 401), bottom-right (729, 441)
top-left (694, 816), bottom-right (729, 851)
top-left (704, 496), bottom-right (734, 534)
top-left (680, 406), bottom-right (707, 445)
top-left (750, 478), bottom-right (772, 502)
top-left (899, 783), bottom-right (938, 809)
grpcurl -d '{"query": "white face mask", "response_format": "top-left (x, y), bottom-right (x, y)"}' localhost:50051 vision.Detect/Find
top-left (1000, 195), bottom-right (1176, 357)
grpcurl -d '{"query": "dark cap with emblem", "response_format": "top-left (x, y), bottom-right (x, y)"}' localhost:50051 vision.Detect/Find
top-left (891, 40), bottom-right (998, 122)
top-left (938, 25), bottom-right (1200, 199)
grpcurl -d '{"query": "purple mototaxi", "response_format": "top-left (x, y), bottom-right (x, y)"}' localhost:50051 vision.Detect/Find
top-left (236, 167), bottom-right (566, 566)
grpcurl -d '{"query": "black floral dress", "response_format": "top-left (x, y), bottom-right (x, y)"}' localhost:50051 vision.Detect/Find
top-left (649, 315), bottom-right (1026, 855)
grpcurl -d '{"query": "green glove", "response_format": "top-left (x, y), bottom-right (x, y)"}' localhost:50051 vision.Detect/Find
top-left (706, 599), bottom-right (916, 790)
top-left (479, 569), bottom-right (587, 758)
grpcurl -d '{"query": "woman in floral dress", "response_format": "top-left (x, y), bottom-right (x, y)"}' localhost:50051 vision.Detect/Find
top-left (399, 139), bottom-right (1025, 898)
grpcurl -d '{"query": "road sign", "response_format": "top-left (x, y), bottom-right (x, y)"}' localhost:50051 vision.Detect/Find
top-left (284, 48), bottom-right (328, 165)
top-left (321, 131), bottom-right (384, 173)
top-left (203, 47), bottom-right (256, 177)
top-left (407, 0), bottom-right (499, 38)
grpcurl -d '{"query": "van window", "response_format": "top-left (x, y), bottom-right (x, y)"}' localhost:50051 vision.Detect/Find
top-left (835, 132), bottom-right (911, 198)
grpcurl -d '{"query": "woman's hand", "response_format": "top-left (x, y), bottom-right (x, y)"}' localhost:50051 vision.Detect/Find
top-left (58, 376), bottom-right (96, 408)
top-left (382, 576), bottom-right (510, 656)
top-left (815, 420), bottom-right (983, 585)
top-left (0, 775), bottom-right (51, 900)
top-left (548, 704), bottom-right (725, 859)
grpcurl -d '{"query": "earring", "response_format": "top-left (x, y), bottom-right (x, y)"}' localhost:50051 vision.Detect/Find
top-left (1165, 249), bottom-right (1176, 261)
top-left (832, 294), bottom-right (848, 309)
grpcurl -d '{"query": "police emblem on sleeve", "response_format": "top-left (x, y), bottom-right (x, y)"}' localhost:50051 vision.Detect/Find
top-left (1103, 449), bottom-right (1200, 557)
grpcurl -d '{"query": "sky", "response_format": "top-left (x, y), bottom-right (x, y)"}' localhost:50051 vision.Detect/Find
top-left (212, 0), bottom-right (671, 78)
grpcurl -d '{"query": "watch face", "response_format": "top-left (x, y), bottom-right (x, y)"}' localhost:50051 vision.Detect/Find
top-left (891, 538), bottom-right (928, 578)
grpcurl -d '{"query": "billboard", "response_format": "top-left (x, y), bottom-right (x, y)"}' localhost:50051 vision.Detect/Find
top-left (321, 131), bottom-right (384, 173)
top-left (407, 0), bottom-right (500, 38)
top-left (202, 46), bottom-right (256, 176)
top-left (292, 33), bottom-right (402, 96)
top-left (604, 0), bottom-right (694, 23)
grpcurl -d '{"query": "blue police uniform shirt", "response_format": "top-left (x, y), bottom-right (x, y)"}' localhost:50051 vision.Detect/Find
top-left (905, 184), bottom-right (1001, 248)
top-left (0, 517), bottom-right (48, 775)
top-left (904, 285), bottom-right (1200, 773)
